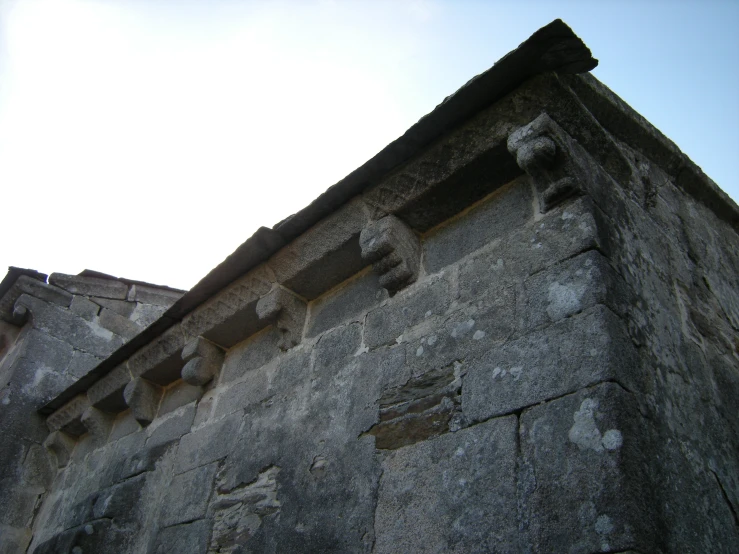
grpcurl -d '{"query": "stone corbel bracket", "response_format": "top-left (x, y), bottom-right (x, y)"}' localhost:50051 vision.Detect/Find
top-left (359, 215), bottom-right (421, 295)
top-left (181, 336), bottom-right (225, 386)
top-left (508, 112), bottom-right (587, 213)
top-left (256, 285), bottom-right (307, 351)
top-left (43, 431), bottom-right (77, 468)
top-left (123, 377), bottom-right (163, 427)
top-left (80, 406), bottom-right (115, 443)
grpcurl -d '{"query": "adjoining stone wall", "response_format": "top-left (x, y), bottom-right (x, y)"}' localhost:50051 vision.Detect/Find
top-left (0, 274), bottom-right (182, 553)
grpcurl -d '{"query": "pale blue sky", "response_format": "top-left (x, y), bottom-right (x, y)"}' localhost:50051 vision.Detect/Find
top-left (0, 0), bottom-right (736, 290)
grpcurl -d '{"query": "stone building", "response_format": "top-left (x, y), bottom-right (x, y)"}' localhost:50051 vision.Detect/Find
top-left (1, 20), bottom-right (737, 553)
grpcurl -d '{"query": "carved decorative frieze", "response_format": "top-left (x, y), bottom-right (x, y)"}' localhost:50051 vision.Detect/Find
top-left (508, 113), bottom-right (585, 212)
top-left (256, 285), bottom-right (307, 351)
top-left (128, 324), bottom-right (185, 379)
top-left (81, 406), bottom-right (115, 442)
top-left (43, 431), bottom-right (76, 468)
top-left (360, 215), bottom-right (421, 295)
top-left (46, 394), bottom-right (90, 437)
top-left (181, 336), bottom-right (225, 386)
top-left (123, 377), bottom-right (163, 426)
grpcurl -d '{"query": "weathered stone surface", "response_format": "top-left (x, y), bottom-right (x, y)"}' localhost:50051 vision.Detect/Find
top-left (212, 363), bottom-right (270, 420)
top-left (181, 265), bottom-right (273, 348)
top-left (219, 326), bottom-right (281, 384)
top-left (130, 284), bottom-right (183, 307)
top-left (145, 402), bottom-right (196, 449)
top-left (14, 294), bottom-right (124, 357)
top-left (0, 525), bottom-right (31, 554)
top-left (69, 295), bottom-right (100, 321)
top-left (93, 473), bottom-right (147, 521)
top-left (365, 276), bottom-right (450, 348)
top-left (181, 336), bottom-right (224, 386)
top-left (128, 323), bottom-right (185, 385)
top-left (174, 412), bottom-right (242, 474)
top-left (306, 269), bottom-right (387, 338)
top-left (92, 296), bottom-right (135, 317)
top-left (87, 363), bottom-right (131, 413)
top-left (519, 383), bottom-right (658, 553)
top-left (423, 176), bottom-right (533, 274)
top-left (46, 394), bottom-right (89, 436)
top-left (463, 305), bottom-right (639, 422)
top-left (159, 462), bottom-right (217, 527)
top-left (81, 406), bottom-right (115, 442)
top-left (99, 307), bottom-right (142, 340)
top-left (269, 198), bottom-right (369, 300)
top-left (130, 302), bottom-right (167, 328)
top-left (158, 381), bottom-right (202, 416)
top-left (66, 349), bottom-right (101, 379)
top-left (123, 377), bottom-right (163, 426)
top-left (49, 272), bottom-right (129, 300)
top-left (375, 415), bottom-right (519, 553)
top-left (256, 285), bottom-right (307, 351)
top-left (153, 520), bottom-right (211, 554)
top-left (43, 430), bottom-right (76, 468)
top-left (360, 214), bottom-right (421, 294)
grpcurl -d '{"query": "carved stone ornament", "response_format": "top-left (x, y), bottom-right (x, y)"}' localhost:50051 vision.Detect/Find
top-left (256, 285), bottom-right (307, 351)
top-left (507, 113), bottom-right (584, 212)
top-left (123, 377), bottom-right (163, 427)
top-left (181, 336), bottom-right (225, 386)
top-left (359, 215), bottom-right (421, 295)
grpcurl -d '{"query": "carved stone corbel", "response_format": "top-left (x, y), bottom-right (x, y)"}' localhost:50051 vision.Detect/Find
top-left (256, 285), bottom-right (307, 351)
top-left (359, 215), bottom-right (421, 295)
top-left (43, 430), bottom-right (76, 468)
top-left (123, 377), bottom-right (163, 426)
top-left (181, 336), bottom-right (225, 386)
top-left (81, 406), bottom-right (115, 443)
top-left (507, 113), bottom-right (586, 213)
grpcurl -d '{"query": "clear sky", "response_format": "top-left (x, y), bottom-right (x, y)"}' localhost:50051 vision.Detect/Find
top-left (1, 0), bottom-right (737, 290)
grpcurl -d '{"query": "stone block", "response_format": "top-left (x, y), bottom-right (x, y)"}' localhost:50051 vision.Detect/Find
top-left (93, 473), bottom-right (147, 522)
top-left (404, 285), bottom-right (516, 376)
top-left (145, 402), bottom-right (196, 449)
top-left (374, 415), bottom-right (519, 553)
top-left (99, 308), bottom-right (142, 340)
top-left (130, 302), bottom-right (167, 328)
top-left (213, 364), bottom-right (270, 420)
top-left (181, 336), bottom-right (224, 386)
top-left (14, 275), bottom-right (73, 308)
top-left (66, 349), bottom-right (101, 379)
top-left (360, 214), bottom-right (421, 294)
top-left (365, 276), bottom-right (450, 348)
top-left (20, 444), bottom-right (55, 489)
top-left (256, 285), bottom-right (307, 351)
top-left (108, 410), bottom-right (140, 442)
top-left (457, 195), bottom-right (601, 304)
top-left (92, 297), bottom-right (135, 318)
top-left (313, 322), bottom-right (363, 371)
top-left (88, 363), bottom-right (131, 413)
top-left (219, 326), bottom-right (281, 384)
top-left (0, 525), bottom-right (31, 554)
top-left (158, 381), bottom-right (203, 416)
top-left (49, 272), bottom-right (129, 300)
top-left (14, 294), bottom-right (124, 358)
top-left (463, 305), bottom-right (639, 423)
top-left (123, 377), bottom-right (163, 426)
top-left (174, 412), bottom-right (242, 474)
top-left (128, 324), bottom-right (185, 385)
top-left (153, 520), bottom-right (211, 554)
top-left (43, 430), bottom-right (76, 468)
top-left (519, 382), bottom-right (658, 553)
top-left (130, 284), bottom-right (183, 307)
top-left (159, 462), bottom-right (217, 527)
top-left (69, 295), bottom-right (100, 321)
top-left (424, 176), bottom-right (533, 274)
top-left (269, 198), bottom-right (369, 300)
top-left (46, 394), bottom-right (89, 436)
top-left (81, 406), bottom-right (115, 443)
top-left (306, 269), bottom-right (387, 338)
top-left (181, 265), bottom-right (272, 348)
top-left (523, 249), bottom-right (627, 330)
